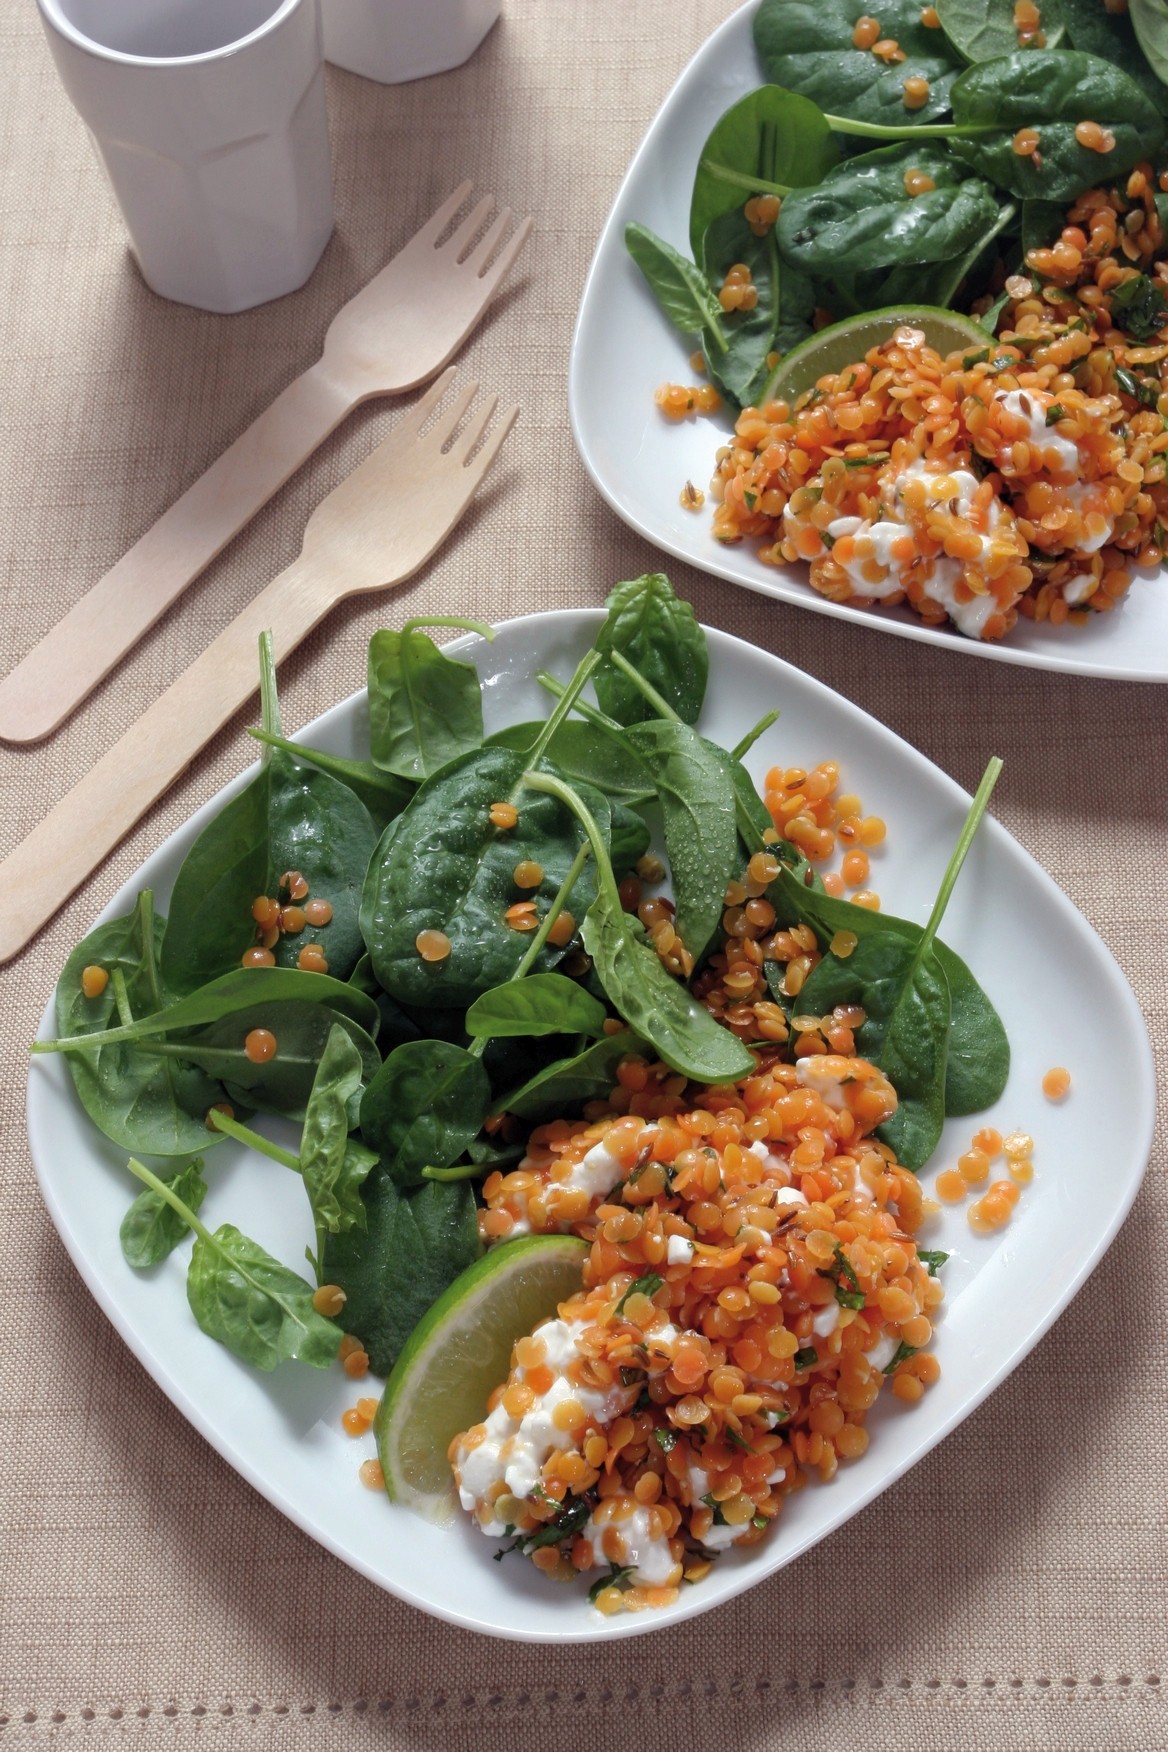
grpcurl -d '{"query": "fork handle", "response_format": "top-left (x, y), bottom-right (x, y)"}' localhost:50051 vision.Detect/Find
top-left (0, 359), bottom-right (354, 745)
top-left (0, 551), bottom-right (340, 965)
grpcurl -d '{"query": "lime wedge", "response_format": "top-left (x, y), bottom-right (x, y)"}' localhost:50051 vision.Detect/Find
top-left (766, 306), bottom-right (990, 407)
top-left (373, 1233), bottom-right (589, 1521)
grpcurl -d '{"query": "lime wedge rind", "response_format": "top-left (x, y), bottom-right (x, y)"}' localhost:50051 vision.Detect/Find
top-left (765, 305), bottom-right (990, 407)
top-left (374, 1233), bottom-right (589, 1520)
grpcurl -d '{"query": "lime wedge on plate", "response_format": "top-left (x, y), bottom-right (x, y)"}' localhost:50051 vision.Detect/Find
top-left (767, 305), bottom-right (991, 406)
top-left (374, 1233), bottom-right (589, 1521)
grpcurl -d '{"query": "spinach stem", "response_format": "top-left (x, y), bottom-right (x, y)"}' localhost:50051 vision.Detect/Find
top-left (822, 114), bottom-right (990, 140)
top-left (608, 650), bottom-right (683, 722)
top-left (920, 757), bottom-right (1004, 954)
top-left (535, 671), bottom-right (624, 733)
top-left (511, 840), bottom-right (593, 981)
top-left (137, 890), bottom-right (166, 1014)
top-left (206, 1107), bottom-right (302, 1173)
top-left (258, 630), bottom-right (280, 743)
top-left (421, 1161), bottom-right (484, 1182)
top-left (401, 615), bottom-right (496, 642)
top-left (125, 1156), bottom-right (212, 1244)
top-left (522, 770), bottom-right (621, 914)
top-left (731, 710), bottom-right (779, 761)
top-left (528, 649), bottom-right (604, 767)
top-left (110, 967), bottom-right (135, 1031)
top-left (699, 157), bottom-right (794, 199)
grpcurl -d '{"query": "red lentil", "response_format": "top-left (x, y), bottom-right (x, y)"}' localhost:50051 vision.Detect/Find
top-left (80, 964), bottom-right (109, 999)
top-left (244, 1028), bottom-right (277, 1064)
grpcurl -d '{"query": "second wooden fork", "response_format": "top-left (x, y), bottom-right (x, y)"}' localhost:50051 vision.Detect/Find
top-left (0, 183), bottom-right (532, 743)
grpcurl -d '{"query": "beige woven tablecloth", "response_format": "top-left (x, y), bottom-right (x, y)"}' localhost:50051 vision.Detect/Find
top-left (1, 2), bottom-right (1165, 1746)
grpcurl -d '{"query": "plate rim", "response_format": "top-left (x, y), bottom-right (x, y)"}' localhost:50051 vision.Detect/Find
top-left (26, 606), bottom-right (1157, 1641)
top-left (567, 0), bottom-right (1168, 684)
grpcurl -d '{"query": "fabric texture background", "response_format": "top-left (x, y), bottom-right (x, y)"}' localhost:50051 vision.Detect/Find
top-left (0, 2), bottom-right (1164, 1746)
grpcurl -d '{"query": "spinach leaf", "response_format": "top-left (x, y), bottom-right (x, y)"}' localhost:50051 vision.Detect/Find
top-left (1021, 198), bottom-right (1067, 259)
top-left (359, 1039), bottom-right (491, 1187)
top-left (525, 769), bottom-right (755, 1085)
top-left (948, 51), bottom-right (1165, 200)
top-left (248, 728), bottom-right (414, 833)
top-left (361, 744), bottom-right (608, 1009)
top-left (700, 210), bottom-right (790, 411)
top-left (142, 1004), bottom-right (381, 1122)
top-left (347, 953), bottom-right (424, 1053)
top-left (936, 0), bottom-right (1063, 62)
top-left (321, 1170), bottom-right (481, 1375)
top-left (689, 84), bottom-right (840, 258)
top-left (367, 618), bottom-right (494, 782)
top-left (298, 1024), bottom-right (378, 1259)
top-left (125, 1158), bottom-right (341, 1371)
top-left (496, 1029), bottom-right (648, 1120)
top-left (1060, 0), bottom-right (1168, 106)
top-left (754, 0), bottom-right (963, 128)
top-left (53, 893), bottom-right (229, 1157)
top-left (594, 574), bottom-right (708, 727)
top-left (486, 718), bottom-right (654, 804)
top-left (777, 144), bottom-right (1000, 278)
top-left (1130, 0), bottom-right (1168, 83)
top-left (798, 932), bottom-right (953, 1166)
top-left (625, 719), bottom-right (739, 965)
top-left (120, 1158), bottom-right (207, 1268)
top-left (466, 972), bottom-right (608, 1041)
top-left (161, 635), bottom-right (377, 991)
top-left (624, 222), bottom-right (729, 346)
top-left (45, 963), bottom-right (381, 1052)
top-left (610, 800), bottom-right (652, 875)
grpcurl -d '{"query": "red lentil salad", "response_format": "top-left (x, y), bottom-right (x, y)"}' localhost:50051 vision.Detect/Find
top-left (626, 0), bottom-right (1168, 640)
top-left (35, 578), bottom-right (1012, 1612)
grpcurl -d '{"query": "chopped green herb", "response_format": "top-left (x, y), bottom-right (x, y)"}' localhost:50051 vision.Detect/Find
top-left (752, 1514), bottom-right (769, 1530)
top-left (883, 1340), bottom-right (919, 1374)
top-left (1109, 272), bottom-right (1168, 342)
top-left (725, 1427), bottom-right (756, 1453)
top-left (614, 1272), bottom-right (664, 1316)
top-left (1115, 365), bottom-right (1159, 408)
top-left (792, 1345), bottom-right (818, 1372)
top-left (962, 346), bottom-right (991, 368)
top-left (620, 1366), bottom-right (645, 1387)
top-left (917, 1248), bottom-right (950, 1276)
top-left (1045, 404), bottom-right (1067, 425)
top-left (654, 1428), bottom-right (678, 1454)
top-left (701, 1492), bottom-right (728, 1525)
top-left (843, 452), bottom-right (890, 470)
top-left (588, 1562), bottom-right (635, 1603)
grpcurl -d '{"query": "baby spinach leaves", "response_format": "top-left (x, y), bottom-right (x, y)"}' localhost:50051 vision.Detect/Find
top-left (53, 893), bottom-right (228, 1158)
top-left (792, 759), bottom-right (1006, 1166)
top-left (125, 1158), bottom-right (342, 1371)
top-left (689, 84), bottom-right (840, 257)
top-left (777, 144), bottom-right (999, 280)
top-left (120, 1158), bottom-right (208, 1268)
top-left (1109, 273), bottom-right (1168, 342)
top-left (248, 729), bottom-right (414, 834)
top-left (161, 635), bottom-right (377, 991)
top-left (497, 1029), bottom-right (648, 1121)
top-left (948, 52), bottom-right (1165, 200)
top-left (465, 972), bottom-right (608, 1041)
top-left (320, 1171), bottom-right (481, 1375)
top-left (594, 574), bottom-right (708, 727)
top-left (755, 0), bottom-right (963, 128)
top-left (625, 720), bottom-right (739, 965)
top-left (525, 768), bottom-right (755, 1085)
top-left (936, 0), bottom-right (1064, 62)
top-left (360, 1040), bottom-right (492, 1187)
top-left (624, 223), bottom-right (729, 347)
top-left (368, 618), bottom-right (494, 782)
top-left (1060, 0), bottom-right (1168, 105)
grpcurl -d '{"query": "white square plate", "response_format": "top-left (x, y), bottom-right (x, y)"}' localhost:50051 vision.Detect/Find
top-left (569, 1), bottom-right (1168, 680)
top-left (27, 611), bottom-right (1155, 1639)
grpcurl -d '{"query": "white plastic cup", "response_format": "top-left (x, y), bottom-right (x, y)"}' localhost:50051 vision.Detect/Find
top-left (321, 0), bottom-right (501, 83)
top-left (36, 0), bottom-right (335, 313)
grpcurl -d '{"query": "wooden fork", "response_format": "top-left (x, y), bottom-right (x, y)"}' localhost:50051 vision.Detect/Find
top-left (0, 372), bottom-right (518, 964)
top-left (0, 183), bottom-right (532, 744)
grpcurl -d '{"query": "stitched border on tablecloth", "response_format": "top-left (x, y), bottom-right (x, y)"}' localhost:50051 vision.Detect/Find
top-left (1, 1673), bottom-right (1164, 1725)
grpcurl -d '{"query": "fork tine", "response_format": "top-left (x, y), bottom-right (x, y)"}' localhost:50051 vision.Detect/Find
top-left (394, 366), bottom-right (459, 439)
top-left (470, 214), bottom-right (535, 293)
top-left (462, 402), bottom-right (519, 481)
top-left (446, 194), bottom-right (496, 256)
top-left (424, 379), bottom-right (481, 449)
top-left (462, 205), bottom-right (516, 274)
top-left (448, 391), bottom-right (499, 463)
top-left (411, 179), bottom-right (476, 249)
